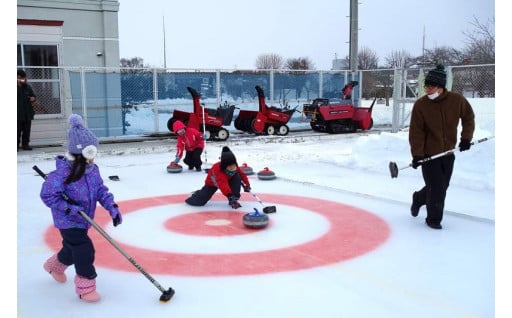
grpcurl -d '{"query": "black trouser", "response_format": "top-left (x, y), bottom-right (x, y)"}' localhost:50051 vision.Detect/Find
top-left (17, 119), bottom-right (32, 146)
top-left (415, 154), bottom-right (455, 225)
top-left (185, 173), bottom-right (242, 206)
top-left (183, 148), bottom-right (203, 170)
top-left (57, 228), bottom-right (97, 279)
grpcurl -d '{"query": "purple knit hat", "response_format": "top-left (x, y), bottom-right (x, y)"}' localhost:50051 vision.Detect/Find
top-left (67, 114), bottom-right (98, 159)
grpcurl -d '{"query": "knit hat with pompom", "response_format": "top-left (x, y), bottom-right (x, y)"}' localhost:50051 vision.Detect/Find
top-left (425, 64), bottom-right (447, 88)
top-left (67, 114), bottom-right (98, 159)
top-left (220, 146), bottom-right (238, 170)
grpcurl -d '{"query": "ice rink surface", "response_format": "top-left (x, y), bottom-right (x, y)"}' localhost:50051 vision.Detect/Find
top-left (16, 130), bottom-right (496, 318)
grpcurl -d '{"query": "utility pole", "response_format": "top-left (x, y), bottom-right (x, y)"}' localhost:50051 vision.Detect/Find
top-left (163, 15), bottom-right (167, 69)
top-left (422, 25), bottom-right (426, 65)
top-left (348, 0), bottom-right (358, 72)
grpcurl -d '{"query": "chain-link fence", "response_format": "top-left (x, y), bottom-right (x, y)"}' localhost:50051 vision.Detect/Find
top-left (18, 64), bottom-right (494, 142)
top-left (22, 67), bottom-right (62, 115)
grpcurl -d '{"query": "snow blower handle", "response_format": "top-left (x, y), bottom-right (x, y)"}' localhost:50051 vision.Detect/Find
top-left (200, 103), bottom-right (209, 173)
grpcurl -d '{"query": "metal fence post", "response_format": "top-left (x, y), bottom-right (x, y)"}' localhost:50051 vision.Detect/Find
top-left (152, 68), bottom-right (159, 133)
top-left (80, 67), bottom-right (88, 125)
top-left (216, 70), bottom-right (221, 107)
top-left (269, 70), bottom-right (274, 102)
top-left (391, 68), bottom-right (402, 133)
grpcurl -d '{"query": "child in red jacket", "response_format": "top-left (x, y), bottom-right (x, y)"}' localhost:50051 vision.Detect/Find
top-left (171, 120), bottom-right (205, 171)
top-left (185, 146), bottom-right (250, 208)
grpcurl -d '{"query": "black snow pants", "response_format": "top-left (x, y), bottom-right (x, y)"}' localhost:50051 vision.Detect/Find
top-left (185, 173), bottom-right (242, 206)
top-left (183, 148), bottom-right (203, 170)
top-left (57, 228), bottom-right (97, 279)
top-left (17, 119), bottom-right (32, 147)
top-left (415, 154), bottom-right (455, 225)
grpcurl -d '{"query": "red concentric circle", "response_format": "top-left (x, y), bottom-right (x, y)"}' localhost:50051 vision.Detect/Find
top-left (44, 193), bottom-right (390, 276)
top-left (164, 211), bottom-right (269, 236)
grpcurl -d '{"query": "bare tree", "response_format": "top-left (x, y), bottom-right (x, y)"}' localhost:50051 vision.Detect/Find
top-left (120, 57), bottom-right (146, 68)
top-left (422, 46), bottom-right (463, 66)
top-left (285, 57), bottom-right (315, 70)
top-left (119, 57), bottom-right (152, 104)
top-left (450, 17), bottom-right (496, 98)
top-left (282, 57), bottom-right (315, 100)
top-left (356, 47), bottom-right (379, 100)
top-left (358, 46), bottom-right (379, 70)
top-left (384, 50), bottom-right (414, 68)
top-left (255, 53), bottom-right (284, 70)
top-left (462, 16), bottom-right (495, 64)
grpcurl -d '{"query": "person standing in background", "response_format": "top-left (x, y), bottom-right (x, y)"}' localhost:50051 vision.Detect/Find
top-left (171, 120), bottom-right (205, 171)
top-left (409, 65), bottom-right (475, 230)
top-left (17, 69), bottom-right (36, 151)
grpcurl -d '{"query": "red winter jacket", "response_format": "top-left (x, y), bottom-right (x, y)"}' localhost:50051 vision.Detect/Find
top-left (204, 162), bottom-right (250, 197)
top-left (173, 121), bottom-right (204, 159)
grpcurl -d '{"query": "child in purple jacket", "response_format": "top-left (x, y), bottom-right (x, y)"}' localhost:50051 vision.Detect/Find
top-left (40, 114), bottom-right (123, 302)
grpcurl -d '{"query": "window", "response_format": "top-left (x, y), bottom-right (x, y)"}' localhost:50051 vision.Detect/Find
top-left (17, 44), bottom-right (61, 115)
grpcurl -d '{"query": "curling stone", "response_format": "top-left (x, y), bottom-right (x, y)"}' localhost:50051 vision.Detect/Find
top-left (243, 208), bottom-right (269, 229)
top-left (257, 167), bottom-right (276, 180)
top-left (240, 163), bottom-right (254, 175)
top-left (166, 162), bottom-right (183, 173)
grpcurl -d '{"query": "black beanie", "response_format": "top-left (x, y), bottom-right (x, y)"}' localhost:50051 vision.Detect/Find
top-left (220, 146), bottom-right (237, 170)
top-left (425, 64), bottom-right (447, 88)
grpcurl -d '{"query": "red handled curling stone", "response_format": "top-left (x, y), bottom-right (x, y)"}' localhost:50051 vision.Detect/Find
top-left (166, 162), bottom-right (183, 173)
top-left (240, 163), bottom-right (254, 175)
top-left (243, 208), bottom-right (269, 229)
top-left (257, 167), bottom-right (276, 180)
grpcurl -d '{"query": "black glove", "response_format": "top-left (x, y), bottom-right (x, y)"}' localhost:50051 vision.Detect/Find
top-left (109, 204), bottom-right (123, 227)
top-left (65, 204), bottom-right (84, 216)
top-left (228, 195), bottom-right (242, 209)
top-left (411, 156), bottom-right (423, 169)
top-left (459, 139), bottom-right (471, 152)
top-left (65, 204), bottom-right (85, 223)
top-left (113, 214), bottom-right (122, 227)
top-left (243, 184), bottom-right (251, 193)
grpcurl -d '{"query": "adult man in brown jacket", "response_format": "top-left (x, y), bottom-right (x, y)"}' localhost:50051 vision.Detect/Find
top-left (409, 65), bottom-right (475, 229)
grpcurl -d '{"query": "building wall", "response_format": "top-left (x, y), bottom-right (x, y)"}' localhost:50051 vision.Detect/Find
top-left (18, 0), bottom-right (120, 68)
top-left (17, 0), bottom-right (121, 146)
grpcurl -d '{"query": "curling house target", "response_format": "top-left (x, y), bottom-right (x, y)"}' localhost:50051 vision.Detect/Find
top-left (44, 193), bottom-right (390, 276)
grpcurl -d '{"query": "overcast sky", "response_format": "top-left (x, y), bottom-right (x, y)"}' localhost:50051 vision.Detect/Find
top-left (117, 0), bottom-right (495, 70)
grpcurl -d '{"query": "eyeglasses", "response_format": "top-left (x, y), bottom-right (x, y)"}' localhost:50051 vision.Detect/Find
top-left (424, 85), bottom-right (437, 89)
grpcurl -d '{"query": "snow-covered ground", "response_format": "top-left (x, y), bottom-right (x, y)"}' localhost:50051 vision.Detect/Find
top-left (14, 97), bottom-right (503, 317)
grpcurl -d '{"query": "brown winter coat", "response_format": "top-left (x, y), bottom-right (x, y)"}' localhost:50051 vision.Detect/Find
top-left (409, 90), bottom-right (475, 157)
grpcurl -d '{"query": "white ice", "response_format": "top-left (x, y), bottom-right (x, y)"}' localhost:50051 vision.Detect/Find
top-left (15, 98), bottom-right (503, 317)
